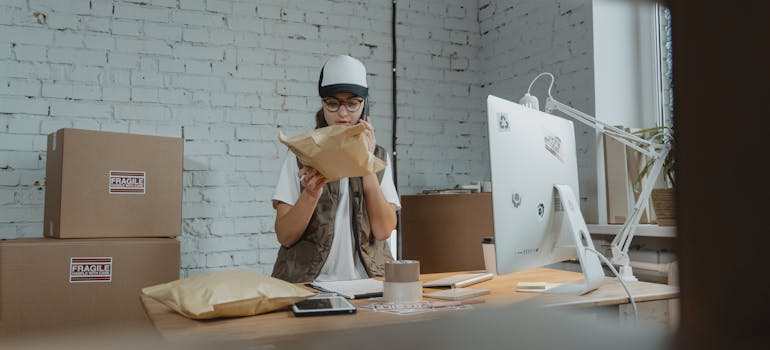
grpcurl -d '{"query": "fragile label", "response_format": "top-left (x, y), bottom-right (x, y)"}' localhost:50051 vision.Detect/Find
top-left (70, 257), bottom-right (112, 283)
top-left (109, 170), bottom-right (146, 194)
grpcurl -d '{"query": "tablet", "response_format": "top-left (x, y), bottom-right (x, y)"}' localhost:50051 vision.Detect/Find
top-left (291, 296), bottom-right (357, 317)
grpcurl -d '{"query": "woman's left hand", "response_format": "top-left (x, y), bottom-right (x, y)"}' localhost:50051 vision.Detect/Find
top-left (360, 118), bottom-right (376, 153)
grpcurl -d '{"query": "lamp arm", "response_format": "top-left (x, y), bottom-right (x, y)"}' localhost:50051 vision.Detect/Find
top-left (542, 95), bottom-right (672, 268)
top-left (545, 97), bottom-right (655, 149)
top-left (602, 129), bottom-right (659, 156)
top-left (522, 72), bottom-right (673, 280)
top-left (609, 146), bottom-right (671, 265)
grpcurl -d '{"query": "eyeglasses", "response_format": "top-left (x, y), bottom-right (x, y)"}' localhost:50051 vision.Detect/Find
top-left (322, 97), bottom-right (364, 113)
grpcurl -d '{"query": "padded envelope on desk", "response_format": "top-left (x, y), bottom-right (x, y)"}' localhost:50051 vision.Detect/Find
top-left (278, 124), bottom-right (386, 182)
top-left (141, 269), bottom-right (314, 320)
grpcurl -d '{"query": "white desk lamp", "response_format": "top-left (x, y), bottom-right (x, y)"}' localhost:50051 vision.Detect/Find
top-left (519, 72), bottom-right (671, 281)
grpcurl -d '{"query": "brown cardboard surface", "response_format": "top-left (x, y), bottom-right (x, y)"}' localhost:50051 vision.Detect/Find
top-left (0, 237), bottom-right (180, 336)
top-left (43, 128), bottom-right (183, 238)
top-left (624, 128), bottom-right (661, 224)
top-left (401, 193), bottom-right (492, 273)
top-left (604, 129), bottom-right (659, 224)
top-left (604, 133), bottom-right (632, 224)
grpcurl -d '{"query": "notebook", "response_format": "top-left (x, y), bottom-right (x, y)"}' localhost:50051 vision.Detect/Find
top-left (424, 287), bottom-right (490, 301)
top-left (422, 272), bottom-right (494, 288)
top-left (309, 278), bottom-right (384, 299)
top-left (515, 282), bottom-right (563, 293)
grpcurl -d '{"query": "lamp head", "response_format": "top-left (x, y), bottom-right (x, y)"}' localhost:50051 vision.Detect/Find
top-left (519, 93), bottom-right (540, 111)
top-left (521, 72), bottom-right (555, 111)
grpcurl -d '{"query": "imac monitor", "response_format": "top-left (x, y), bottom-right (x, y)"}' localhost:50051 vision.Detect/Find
top-left (486, 95), bottom-right (603, 295)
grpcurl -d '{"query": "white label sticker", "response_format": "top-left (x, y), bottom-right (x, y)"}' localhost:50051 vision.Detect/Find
top-left (109, 170), bottom-right (146, 194)
top-left (70, 257), bottom-right (113, 283)
top-left (497, 112), bottom-right (511, 132)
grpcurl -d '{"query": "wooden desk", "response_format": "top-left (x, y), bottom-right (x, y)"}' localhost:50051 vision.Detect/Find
top-left (141, 268), bottom-right (678, 346)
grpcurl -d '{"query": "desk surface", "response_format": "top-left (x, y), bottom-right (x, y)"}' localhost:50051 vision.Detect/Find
top-left (141, 268), bottom-right (678, 346)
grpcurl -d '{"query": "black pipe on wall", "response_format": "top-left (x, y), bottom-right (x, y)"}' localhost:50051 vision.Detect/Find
top-left (391, 0), bottom-right (401, 258)
top-left (391, 0), bottom-right (398, 189)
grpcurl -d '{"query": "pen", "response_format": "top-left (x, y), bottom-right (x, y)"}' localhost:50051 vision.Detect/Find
top-left (352, 292), bottom-right (383, 299)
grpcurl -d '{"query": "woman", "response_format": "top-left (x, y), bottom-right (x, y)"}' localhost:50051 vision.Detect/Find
top-left (271, 55), bottom-right (400, 283)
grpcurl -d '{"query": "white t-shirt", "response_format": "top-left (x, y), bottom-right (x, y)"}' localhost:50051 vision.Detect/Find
top-left (272, 151), bottom-right (401, 282)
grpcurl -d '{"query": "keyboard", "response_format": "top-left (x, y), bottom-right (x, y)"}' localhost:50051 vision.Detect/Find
top-left (422, 272), bottom-right (494, 288)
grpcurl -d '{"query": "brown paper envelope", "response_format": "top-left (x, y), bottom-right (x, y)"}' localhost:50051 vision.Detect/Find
top-left (278, 124), bottom-right (386, 181)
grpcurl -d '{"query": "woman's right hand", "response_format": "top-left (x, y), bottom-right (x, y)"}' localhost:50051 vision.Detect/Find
top-left (298, 166), bottom-right (327, 199)
top-left (274, 166), bottom-right (327, 248)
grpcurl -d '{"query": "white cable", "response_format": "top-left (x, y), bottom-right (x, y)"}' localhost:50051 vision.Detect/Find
top-left (526, 72), bottom-right (555, 97)
top-left (585, 247), bottom-right (639, 327)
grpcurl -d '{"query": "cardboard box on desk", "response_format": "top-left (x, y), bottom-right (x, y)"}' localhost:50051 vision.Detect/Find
top-left (0, 237), bottom-right (180, 336)
top-left (44, 128), bottom-right (183, 238)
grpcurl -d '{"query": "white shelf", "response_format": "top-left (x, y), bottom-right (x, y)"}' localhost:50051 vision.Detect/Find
top-left (587, 224), bottom-right (676, 238)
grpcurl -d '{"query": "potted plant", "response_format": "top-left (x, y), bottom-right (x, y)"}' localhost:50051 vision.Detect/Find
top-left (632, 126), bottom-right (675, 226)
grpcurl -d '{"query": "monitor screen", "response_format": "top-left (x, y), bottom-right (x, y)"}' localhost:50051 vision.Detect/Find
top-left (486, 95), bottom-right (581, 276)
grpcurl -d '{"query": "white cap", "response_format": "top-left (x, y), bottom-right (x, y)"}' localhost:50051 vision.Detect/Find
top-left (318, 55), bottom-right (368, 98)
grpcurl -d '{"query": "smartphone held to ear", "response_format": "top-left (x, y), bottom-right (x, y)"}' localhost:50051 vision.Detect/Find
top-left (291, 295), bottom-right (357, 317)
top-left (361, 99), bottom-right (369, 121)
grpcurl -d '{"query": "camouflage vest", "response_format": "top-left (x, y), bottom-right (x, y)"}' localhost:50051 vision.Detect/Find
top-left (271, 145), bottom-right (395, 283)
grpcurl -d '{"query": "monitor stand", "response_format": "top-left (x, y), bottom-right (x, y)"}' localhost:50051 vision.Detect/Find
top-left (544, 185), bottom-right (605, 295)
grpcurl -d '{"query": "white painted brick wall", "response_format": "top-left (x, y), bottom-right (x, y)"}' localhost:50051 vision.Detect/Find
top-left (1, 0), bottom-right (597, 275)
top-left (395, 0), bottom-right (486, 196)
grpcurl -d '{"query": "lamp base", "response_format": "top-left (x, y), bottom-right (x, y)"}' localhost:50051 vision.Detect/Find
top-left (618, 263), bottom-right (639, 282)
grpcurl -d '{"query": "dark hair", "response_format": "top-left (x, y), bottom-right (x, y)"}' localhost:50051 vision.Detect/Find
top-left (315, 108), bottom-right (327, 129)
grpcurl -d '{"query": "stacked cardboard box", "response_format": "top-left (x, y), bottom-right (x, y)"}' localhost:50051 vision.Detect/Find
top-left (0, 238), bottom-right (180, 336)
top-left (0, 129), bottom-right (183, 336)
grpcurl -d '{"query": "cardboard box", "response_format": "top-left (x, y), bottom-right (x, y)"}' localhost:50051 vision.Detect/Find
top-left (625, 143), bottom-right (656, 224)
top-left (604, 129), bottom-right (657, 224)
top-left (44, 128), bottom-right (183, 238)
top-left (624, 127), bottom-right (668, 224)
top-left (401, 193), bottom-right (492, 273)
top-left (604, 133), bottom-right (633, 224)
top-left (0, 237), bottom-right (180, 336)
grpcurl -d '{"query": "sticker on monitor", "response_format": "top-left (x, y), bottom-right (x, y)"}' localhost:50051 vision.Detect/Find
top-left (497, 112), bottom-right (511, 132)
top-left (543, 129), bottom-right (565, 163)
top-left (512, 192), bottom-right (522, 208)
top-left (109, 170), bottom-right (146, 194)
top-left (537, 203), bottom-right (545, 221)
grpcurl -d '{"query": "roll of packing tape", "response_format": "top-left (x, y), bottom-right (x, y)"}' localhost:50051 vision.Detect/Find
top-left (383, 260), bottom-right (421, 303)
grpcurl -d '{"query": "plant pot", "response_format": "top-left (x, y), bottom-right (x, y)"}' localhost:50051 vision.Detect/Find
top-left (651, 188), bottom-right (676, 226)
